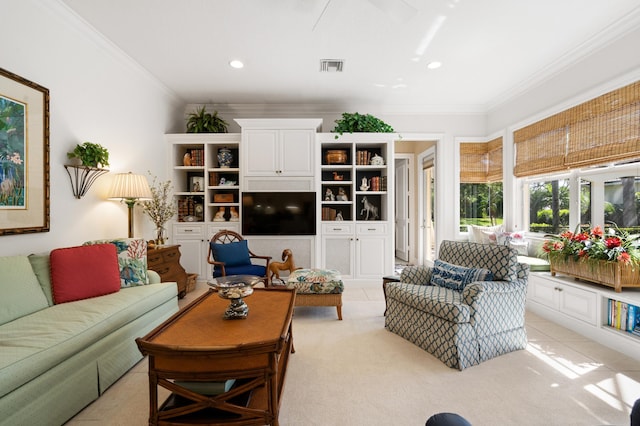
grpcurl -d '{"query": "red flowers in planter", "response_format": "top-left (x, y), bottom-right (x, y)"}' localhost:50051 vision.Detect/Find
top-left (543, 224), bottom-right (639, 265)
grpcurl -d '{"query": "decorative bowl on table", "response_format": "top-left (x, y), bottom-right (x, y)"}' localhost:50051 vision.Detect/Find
top-left (208, 275), bottom-right (262, 319)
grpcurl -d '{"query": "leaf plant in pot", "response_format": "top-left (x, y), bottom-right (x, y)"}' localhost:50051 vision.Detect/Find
top-left (332, 112), bottom-right (395, 139)
top-left (186, 106), bottom-right (229, 133)
top-left (67, 142), bottom-right (110, 168)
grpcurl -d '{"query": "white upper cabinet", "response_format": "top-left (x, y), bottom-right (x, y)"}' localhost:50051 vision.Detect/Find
top-left (237, 119), bottom-right (321, 178)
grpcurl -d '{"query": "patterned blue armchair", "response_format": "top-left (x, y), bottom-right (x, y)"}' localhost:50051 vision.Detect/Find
top-left (385, 240), bottom-right (529, 370)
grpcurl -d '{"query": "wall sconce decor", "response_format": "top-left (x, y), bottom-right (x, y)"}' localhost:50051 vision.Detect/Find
top-left (64, 165), bottom-right (109, 199)
top-left (107, 172), bottom-right (152, 238)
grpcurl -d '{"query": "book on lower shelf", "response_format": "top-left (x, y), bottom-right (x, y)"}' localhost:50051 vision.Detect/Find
top-left (607, 298), bottom-right (640, 333)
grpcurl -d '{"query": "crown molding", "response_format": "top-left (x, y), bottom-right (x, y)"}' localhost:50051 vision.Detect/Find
top-left (187, 102), bottom-right (486, 117)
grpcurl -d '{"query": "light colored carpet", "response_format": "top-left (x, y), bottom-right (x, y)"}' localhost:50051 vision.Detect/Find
top-left (68, 281), bottom-right (640, 426)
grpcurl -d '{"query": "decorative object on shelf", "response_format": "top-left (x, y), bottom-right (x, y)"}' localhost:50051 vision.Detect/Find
top-left (208, 275), bottom-right (262, 319)
top-left (221, 179), bottom-right (236, 186)
top-left (336, 187), bottom-right (348, 201)
top-left (229, 206), bottom-right (239, 221)
top-left (360, 196), bottom-right (379, 220)
top-left (67, 141), bottom-right (110, 168)
top-left (213, 193), bottom-right (234, 203)
top-left (324, 188), bottom-right (335, 201)
top-left (326, 149), bottom-right (347, 164)
top-left (217, 147), bottom-right (233, 168)
top-left (331, 112), bottom-right (394, 139)
top-left (108, 172), bottom-right (152, 238)
top-left (360, 177), bottom-right (370, 191)
top-left (182, 152), bottom-right (191, 166)
top-left (194, 203), bottom-right (204, 221)
top-left (335, 210), bottom-right (344, 221)
top-left (268, 249), bottom-right (300, 283)
top-left (219, 177), bottom-right (226, 185)
top-left (140, 173), bottom-right (176, 243)
top-left (332, 171), bottom-right (344, 181)
top-left (213, 206), bottom-right (226, 222)
top-left (370, 153), bottom-right (385, 165)
top-left (544, 224), bottom-right (640, 292)
top-left (185, 106), bottom-right (229, 133)
top-left (190, 176), bottom-right (204, 192)
top-left (0, 67), bottom-right (50, 236)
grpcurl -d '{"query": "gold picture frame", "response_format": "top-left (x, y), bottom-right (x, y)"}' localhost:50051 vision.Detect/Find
top-left (0, 68), bottom-right (50, 235)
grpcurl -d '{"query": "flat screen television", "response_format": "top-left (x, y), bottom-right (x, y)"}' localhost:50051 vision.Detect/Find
top-left (242, 192), bottom-right (316, 236)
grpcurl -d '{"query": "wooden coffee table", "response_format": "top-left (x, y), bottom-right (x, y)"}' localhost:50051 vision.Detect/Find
top-left (136, 288), bottom-right (296, 426)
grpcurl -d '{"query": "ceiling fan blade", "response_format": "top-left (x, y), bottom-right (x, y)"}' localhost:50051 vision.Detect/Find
top-left (367, 0), bottom-right (418, 23)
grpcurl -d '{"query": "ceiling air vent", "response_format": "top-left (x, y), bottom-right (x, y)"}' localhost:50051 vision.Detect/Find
top-left (320, 59), bottom-right (344, 72)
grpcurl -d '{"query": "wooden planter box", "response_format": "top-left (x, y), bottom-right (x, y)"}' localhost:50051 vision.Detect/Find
top-left (549, 257), bottom-right (640, 293)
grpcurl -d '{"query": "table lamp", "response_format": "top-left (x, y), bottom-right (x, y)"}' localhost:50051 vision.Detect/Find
top-left (107, 172), bottom-right (152, 238)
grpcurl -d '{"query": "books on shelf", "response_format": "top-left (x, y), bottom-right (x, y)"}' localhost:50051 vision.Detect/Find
top-left (186, 148), bottom-right (204, 167)
top-left (607, 298), bottom-right (640, 333)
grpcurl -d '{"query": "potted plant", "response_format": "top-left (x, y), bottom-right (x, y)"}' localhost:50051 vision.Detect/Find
top-left (67, 142), bottom-right (110, 168)
top-left (186, 106), bottom-right (229, 133)
top-left (332, 112), bottom-right (394, 139)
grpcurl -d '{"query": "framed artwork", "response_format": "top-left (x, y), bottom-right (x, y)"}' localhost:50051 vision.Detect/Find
top-left (0, 68), bottom-right (50, 236)
top-left (190, 176), bottom-right (204, 192)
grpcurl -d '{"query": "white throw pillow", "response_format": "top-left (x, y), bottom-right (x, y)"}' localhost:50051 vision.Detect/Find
top-left (468, 224), bottom-right (503, 244)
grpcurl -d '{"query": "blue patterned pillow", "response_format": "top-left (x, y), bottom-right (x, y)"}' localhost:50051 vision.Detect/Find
top-left (430, 259), bottom-right (493, 291)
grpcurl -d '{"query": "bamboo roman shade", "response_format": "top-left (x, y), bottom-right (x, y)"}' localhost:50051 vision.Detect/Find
top-left (514, 80), bottom-right (640, 177)
top-left (460, 137), bottom-right (503, 183)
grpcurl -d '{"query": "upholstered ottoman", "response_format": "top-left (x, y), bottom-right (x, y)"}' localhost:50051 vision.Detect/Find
top-left (287, 269), bottom-right (344, 320)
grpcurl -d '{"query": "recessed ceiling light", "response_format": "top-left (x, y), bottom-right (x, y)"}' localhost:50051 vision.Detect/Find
top-left (229, 60), bottom-right (244, 69)
top-left (427, 61), bottom-right (442, 70)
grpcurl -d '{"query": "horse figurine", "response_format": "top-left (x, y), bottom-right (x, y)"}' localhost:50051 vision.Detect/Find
top-left (360, 196), bottom-right (379, 221)
top-left (268, 249), bottom-right (301, 283)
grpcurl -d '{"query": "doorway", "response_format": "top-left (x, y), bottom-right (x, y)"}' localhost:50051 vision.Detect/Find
top-left (394, 156), bottom-right (411, 262)
top-left (421, 153), bottom-right (436, 263)
top-left (393, 140), bottom-right (438, 266)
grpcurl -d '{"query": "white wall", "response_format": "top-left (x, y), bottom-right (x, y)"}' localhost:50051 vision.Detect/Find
top-left (0, 0), bottom-right (184, 256)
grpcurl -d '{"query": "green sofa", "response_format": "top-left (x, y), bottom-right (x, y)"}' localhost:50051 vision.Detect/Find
top-left (0, 245), bottom-right (179, 426)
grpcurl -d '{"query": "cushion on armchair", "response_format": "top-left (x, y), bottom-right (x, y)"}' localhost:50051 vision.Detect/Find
top-left (210, 240), bottom-right (251, 266)
top-left (430, 259), bottom-right (493, 291)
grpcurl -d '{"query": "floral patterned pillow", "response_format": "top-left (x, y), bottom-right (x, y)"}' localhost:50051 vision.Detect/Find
top-left (83, 238), bottom-right (149, 287)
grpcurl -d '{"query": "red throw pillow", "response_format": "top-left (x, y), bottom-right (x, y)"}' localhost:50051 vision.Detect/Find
top-left (50, 244), bottom-right (121, 304)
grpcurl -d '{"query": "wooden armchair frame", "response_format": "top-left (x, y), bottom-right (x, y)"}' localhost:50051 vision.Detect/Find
top-left (207, 230), bottom-right (272, 286)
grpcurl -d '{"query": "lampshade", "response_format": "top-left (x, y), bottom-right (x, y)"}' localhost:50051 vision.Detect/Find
top-left (107, 172), bottom-right (152, 238)
top-left (107, 172), bottom-right (152, 200)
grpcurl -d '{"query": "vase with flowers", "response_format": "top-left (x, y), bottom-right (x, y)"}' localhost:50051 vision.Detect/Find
top-left (543, 224), bottom-right (640, 292)
top-left (140, 173), bottom-right (177, 246)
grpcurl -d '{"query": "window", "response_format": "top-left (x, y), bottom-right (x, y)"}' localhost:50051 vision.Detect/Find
top-left (528, 179), bottom-right (569, 234)
top-left (460, 182), bottom-right (503, 232)
top-left (459, 138), bottom-right (503, 232)
top-left (525, 162), bottom-right (640, 234)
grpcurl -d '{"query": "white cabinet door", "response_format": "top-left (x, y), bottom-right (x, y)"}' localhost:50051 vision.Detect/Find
top-left (244, 130), bottom-right (278, 176)
top-left (528, 274), bottom-right (558, 309)
top-left (558, 284), bottom-right (598, 325)
top-left (322, 235), bottom-right (354, 278)
top-left (280, 129), bottom-right (314, 176)
top-left (355, 235), bottom-right (387, 279)
top-left (528, 274), bottom-right (598, 325)
top-left (172, 224), bottom-right (207, 278)
top-left (244, 129), bottom-right (314, 177)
